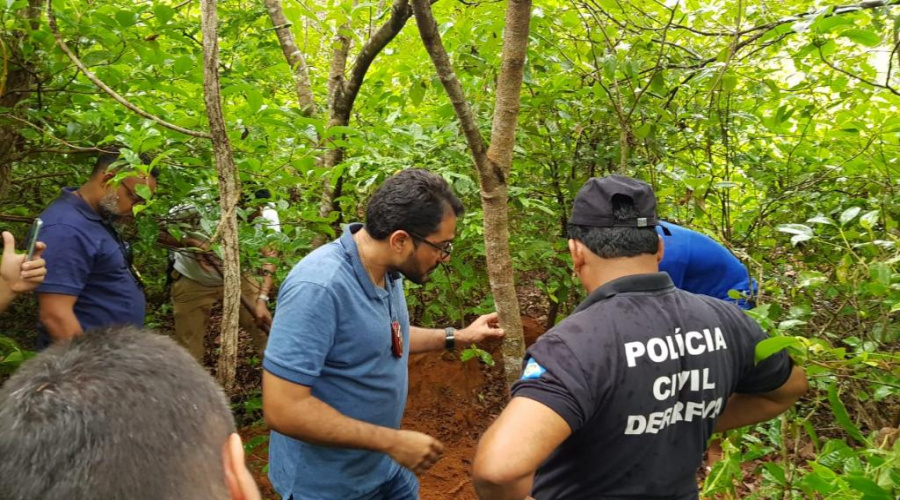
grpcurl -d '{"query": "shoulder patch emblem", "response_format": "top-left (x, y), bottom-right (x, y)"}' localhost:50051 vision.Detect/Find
top-left (521, 358), bottom-right (546, 380)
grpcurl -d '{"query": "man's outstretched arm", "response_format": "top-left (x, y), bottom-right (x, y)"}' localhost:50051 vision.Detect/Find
top-left (473, 397), bottom-right (572, 500)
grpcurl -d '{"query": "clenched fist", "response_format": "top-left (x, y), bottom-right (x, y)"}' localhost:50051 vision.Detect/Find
top-left (385, 429), bottom-right (444, 475)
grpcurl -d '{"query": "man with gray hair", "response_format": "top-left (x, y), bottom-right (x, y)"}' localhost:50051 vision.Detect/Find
top-left (0, 326), bottom-right (260, 500)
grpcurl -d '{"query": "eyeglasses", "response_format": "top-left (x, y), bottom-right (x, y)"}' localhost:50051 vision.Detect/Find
top-left (407, 231), bottom-right (453, 259)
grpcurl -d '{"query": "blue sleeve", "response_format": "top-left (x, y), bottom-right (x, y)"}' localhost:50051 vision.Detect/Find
top-left (263, 280), bottom-right (337, 387)
top-left (35, 224), bottom-right (95, 296)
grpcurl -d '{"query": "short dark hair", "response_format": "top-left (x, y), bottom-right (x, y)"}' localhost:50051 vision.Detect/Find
top-left (567, 194), bottom-right (659, 258)
top-left (365, 168), bottom-right (464, 240)
top-left (92, 147), bottom-right (159, 178)
top-left (0, 327), bottom-right (234, 500)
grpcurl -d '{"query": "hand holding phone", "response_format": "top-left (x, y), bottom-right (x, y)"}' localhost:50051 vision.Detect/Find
top-left (1, 227), bottom-right (47, 296)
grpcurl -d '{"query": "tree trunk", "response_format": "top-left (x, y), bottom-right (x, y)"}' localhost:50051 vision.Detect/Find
top-left (0, 0), bottom-right (43, 201)
top-left (412, 0), bottom-right (531, 385)
top-left (307, 0), bottom-right (414, 247)
top-left (201, 0), bottom-right (242, 392)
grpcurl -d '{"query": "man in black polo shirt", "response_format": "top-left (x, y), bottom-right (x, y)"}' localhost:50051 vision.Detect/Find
top-left (473, 175), bottom-right (808, 500)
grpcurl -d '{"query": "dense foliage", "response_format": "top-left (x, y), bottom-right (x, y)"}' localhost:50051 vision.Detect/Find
top-left (1, 0), bottom-right (898, 497)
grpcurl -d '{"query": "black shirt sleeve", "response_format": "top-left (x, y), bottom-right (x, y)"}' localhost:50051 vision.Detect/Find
top-left (734, 317), bottom-right (794, 394)
top-left (511, 334), bottom-right (594, 432)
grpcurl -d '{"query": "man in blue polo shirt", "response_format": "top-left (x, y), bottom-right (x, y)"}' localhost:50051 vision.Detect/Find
top-left (263, 169), bottom-right (505, 500)
top-left (658, 221), bottom-right (756, 309)
top-left (36, 149), bottom-right (157, 345)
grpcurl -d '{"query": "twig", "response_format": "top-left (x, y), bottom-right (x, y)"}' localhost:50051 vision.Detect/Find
top-left (46, 0), bottom-right (212, 139)
top-left (0, 114), bottom-right (105, 152)
top-left (817, 45), bottom-right (900, 97)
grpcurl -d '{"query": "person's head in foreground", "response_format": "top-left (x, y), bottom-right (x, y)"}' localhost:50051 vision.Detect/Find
top-left (364, 168), bottom-right (464, 284)
top-left (472, 175), bottom-right (807, 500)
top-left (0, 326), bottom-right (260, 500)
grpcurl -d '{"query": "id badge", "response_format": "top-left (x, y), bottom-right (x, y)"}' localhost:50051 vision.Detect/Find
top-left (390, 321), bottom-right (403, 358)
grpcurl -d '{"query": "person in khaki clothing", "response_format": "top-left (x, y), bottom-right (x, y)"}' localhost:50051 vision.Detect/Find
top-left (161, 188), bottom-right (280, 361)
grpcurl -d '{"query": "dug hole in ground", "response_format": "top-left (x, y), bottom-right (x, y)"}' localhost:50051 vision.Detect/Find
top-left (237, 315), bottom-right (549, 500)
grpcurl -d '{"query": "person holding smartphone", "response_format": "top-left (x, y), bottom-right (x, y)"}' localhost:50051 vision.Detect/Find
top-left (0, 230), bottom-right (47, 313)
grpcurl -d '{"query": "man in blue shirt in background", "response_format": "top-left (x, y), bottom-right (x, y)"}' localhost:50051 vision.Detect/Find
top-left (36, 148), bottom-right (157, 346)
top-left (657, 221), bottom-right (756, 309)
top-left (263, 169), bottom-right (505, 500)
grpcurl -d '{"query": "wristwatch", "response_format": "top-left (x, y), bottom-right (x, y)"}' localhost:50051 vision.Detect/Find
top-left (257, 294), bottom-right (270, 302)
top-left (444, 327), bottom-right (456, 350)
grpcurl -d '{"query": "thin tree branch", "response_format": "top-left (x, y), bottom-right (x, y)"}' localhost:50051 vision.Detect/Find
top-left (264, 0), bottom-right (316, 116)
top-left (46, 0), bottom-right (212, 139)
top-left (411, 0), bottom-right (490, 169)
top-left (344, 0), bottom-right (415, 110)
top-left (817, 45), bottom-right (900, 96)
top-left (626, 4), bottom-right (676, 121)
top-left (0, 114), bottom-right (105, 152)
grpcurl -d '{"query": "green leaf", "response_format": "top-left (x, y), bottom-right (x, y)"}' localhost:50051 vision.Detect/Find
top-left (649, 71), bottom-right (665, 93)
top-left (860, 210), bottom-right (879, 229)
top-left (870, 262), bottom-right (891, 286)
top-left (845, 475), bottom-right (893, 500)
top-left (135, 183), bottom-right (152, 200)
top-left (247, 88), bottom-right (264, 114)
top-left (798, 271), bottom-right (828, 288)
top-left (826, 382), bottom-right (868, 444)
top-left (755, 336), bottom-right (800, 363)
top-left (633, 123), bottom-right (653, 139)
top-left (777, 223), bottom-right (814, 245)
top-left (777, 319), bottom-right (807, 331)
top-left (840, 28), bottom-right (882, 47)
top-left (173, 56), bottom-right (194, 75)
top-left (807, 215), bottom-right (835, 226)
top-left (763, 462), bottom-right (786, 486)
top-left (722, 73), bottom-right (738, 92)
top-left (115, 10), bottom-right (136, 28)
top-left (776, 223), bottom-right (813, 236)
top-left (839, 207), bottom-right (861, 225)
top-left (153, 5), bottom-right (175, 25)
top-left (813, 16), bottom-right (854, 33)
top-left (409, 80), bottom-right (426, 106)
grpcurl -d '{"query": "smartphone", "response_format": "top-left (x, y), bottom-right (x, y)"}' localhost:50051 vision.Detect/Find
top-left (26, 217), bottom-right (43, 260)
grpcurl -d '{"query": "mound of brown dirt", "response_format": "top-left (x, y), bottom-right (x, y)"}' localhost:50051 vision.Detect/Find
top-left (239, 317), bottom-right (547, 500)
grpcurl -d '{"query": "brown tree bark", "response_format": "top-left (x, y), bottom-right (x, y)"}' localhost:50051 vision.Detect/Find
top-left (264, 0), bottom-right (315, 116)
top-left (201, 0), bottom-right (242, 392)
top-left (412, 0), bottom-right (531, 385)
top-left (0, 0), bottom-right (43, 200)
top-left (263, 0), bottom-right (416, 247)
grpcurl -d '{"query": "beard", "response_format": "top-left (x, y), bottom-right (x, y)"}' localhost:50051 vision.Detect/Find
top-left (396, 254), bottom-right (440, 285)
top-left (98, 192), bottom-right (122, 225)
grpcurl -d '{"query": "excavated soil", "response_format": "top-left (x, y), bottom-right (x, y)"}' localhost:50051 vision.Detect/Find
top-left (239, 316), bottom-right (548, 499)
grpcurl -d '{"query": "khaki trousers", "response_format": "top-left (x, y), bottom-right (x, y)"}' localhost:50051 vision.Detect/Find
top-left (172, 274), bottom-right (268, 362)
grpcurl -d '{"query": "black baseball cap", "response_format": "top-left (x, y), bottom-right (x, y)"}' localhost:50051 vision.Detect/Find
top-left (568, 175), bottom-right (658, 228)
